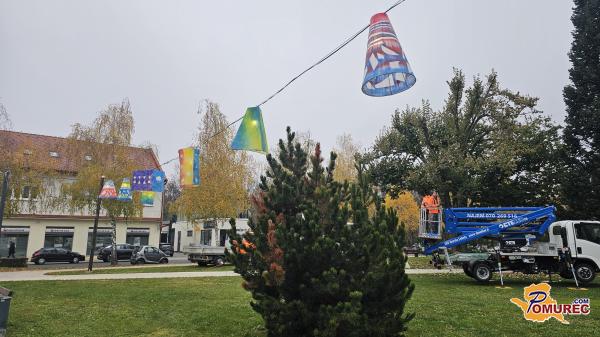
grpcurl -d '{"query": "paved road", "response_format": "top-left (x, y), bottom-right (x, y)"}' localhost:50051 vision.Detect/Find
top-left (25, 253), bottom-right (191, 270)
top-left (0, 267), bottom-right (463, 282)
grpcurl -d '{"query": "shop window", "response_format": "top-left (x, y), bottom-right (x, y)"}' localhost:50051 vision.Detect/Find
top-left (44, 235), bottom-right (73, 250)
top-left (0, 234), bottom-right (29, 257)
top-left (87, 232), bottom-right (113, 254)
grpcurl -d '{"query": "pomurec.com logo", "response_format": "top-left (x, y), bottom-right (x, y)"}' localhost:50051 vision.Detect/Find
top-left (510, 283), bottom-right (590, 324)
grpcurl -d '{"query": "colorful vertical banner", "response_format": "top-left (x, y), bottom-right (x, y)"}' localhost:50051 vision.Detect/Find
top-left (140, 191), bottom-right (155, 207)
top-left (231, 107), bottom-right (269, 154)
top-left (99, 180), bottom-right (117, 199)
top-left (151, 170), bottom-right (166, 192)
top-left (178, 147), bottom-right (200, 187)
top-left (116, 178), bottom-right (132, 202)
top-left (132, 170), bottom-right (153, 191)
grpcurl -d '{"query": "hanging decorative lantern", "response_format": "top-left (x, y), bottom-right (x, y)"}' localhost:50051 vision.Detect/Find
top-left (99, 180), bottom-right (117, 199)
top-left (140, 191), bottom-right (155, 207)
top-left (231, 107), bottom-right (269, 154)
top-left (178, 147), bottom-right (200, 187)
top-left (361, 13), bottom-right (415, 97)
top-left (132, 170), bottom-right (153, 191)
top-left (151, 170), bottom-right (166, 192)
top-left (116, 178), bottom-right (132, 202)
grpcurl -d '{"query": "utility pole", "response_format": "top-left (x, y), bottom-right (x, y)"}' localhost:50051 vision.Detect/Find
top-left (0, 171), bottom-right (10, 238)
top-left (88, 176), bottom-right (105, 272)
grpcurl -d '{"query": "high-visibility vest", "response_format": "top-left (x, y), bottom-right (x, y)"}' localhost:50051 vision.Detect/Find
top-left (423, 195), bottom-right (440, 214)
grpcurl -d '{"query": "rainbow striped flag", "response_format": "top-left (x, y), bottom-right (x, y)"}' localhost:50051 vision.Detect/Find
top-left (178, 147), bottom-right (200, 187)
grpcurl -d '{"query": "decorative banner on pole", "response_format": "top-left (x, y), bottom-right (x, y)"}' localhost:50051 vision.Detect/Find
top-left (178, 147), bottom-right (200, 187)
top-left (231, 107), bottom-right (269, 154)
top-left (132, 170), bottom-right (153, 191)
top-left (151, 170), bottom-right (166, 192)
top-left (361, 12), bottom-right (415, 97)
top-left (116, 178), bottom-right (132, 202)
top-left (99, 180), bottom-right (117, 199)
top-left (140, 191), bottom-right (155, 207)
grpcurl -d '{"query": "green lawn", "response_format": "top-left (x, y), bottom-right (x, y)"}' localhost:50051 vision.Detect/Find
top-left (2, 274), bottom-right (598, 337)
top-left (45, 265), bottom-right (234, 275)
top-left (407, 256), bottom-right (433, 269)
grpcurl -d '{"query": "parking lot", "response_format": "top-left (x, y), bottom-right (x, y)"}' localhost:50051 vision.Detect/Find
top-left (25, 252), bottom-right (192, 270)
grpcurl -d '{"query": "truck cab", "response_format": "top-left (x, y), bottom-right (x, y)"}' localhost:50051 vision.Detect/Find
top-left (550, 220), bottom-right (600, 283)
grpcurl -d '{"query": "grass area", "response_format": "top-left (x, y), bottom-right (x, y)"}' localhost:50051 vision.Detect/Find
top-left (407, 256), bottom-right (433, 269)
top-left (0, 267), bottom-right (29, 272)
top-left (2, 274), bottom-right (598, 337)
top-left (45, 265), bottom-right (234, 275)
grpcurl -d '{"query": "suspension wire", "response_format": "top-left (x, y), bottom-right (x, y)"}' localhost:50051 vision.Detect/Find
top-left (160, 0), bottom-right (408, 166)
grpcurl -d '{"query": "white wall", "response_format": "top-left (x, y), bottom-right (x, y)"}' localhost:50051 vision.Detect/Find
top-left (172, 218), bottom-right (250, 251)
top-left (2, 217), bottom-right (161, 258)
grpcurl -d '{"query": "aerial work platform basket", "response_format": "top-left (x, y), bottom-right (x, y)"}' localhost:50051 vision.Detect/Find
top-left (418, 206), bottom-right (443, 240)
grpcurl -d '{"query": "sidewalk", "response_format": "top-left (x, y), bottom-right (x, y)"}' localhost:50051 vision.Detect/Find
top-left (0, 268), bottom-right (462, 282)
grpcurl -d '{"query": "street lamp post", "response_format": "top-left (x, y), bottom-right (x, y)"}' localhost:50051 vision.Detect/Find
top-left (88, 176), bottom-right (105, 272)
top-left (0, 171), bottom-right (10, 238)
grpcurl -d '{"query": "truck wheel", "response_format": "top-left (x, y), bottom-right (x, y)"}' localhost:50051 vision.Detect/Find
top-left (215, 257), bottom-right (225, 267)
top-left (472, 262), bottom-right (492, 283)
top-left (575, 262), bottom-right (596, 284)
top-left (463, 262), bottom-right (474, 278)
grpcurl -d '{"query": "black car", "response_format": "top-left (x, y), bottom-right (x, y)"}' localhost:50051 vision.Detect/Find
top-left (98, 244), bottom-right (137, 262)
top-left (159, 243), bottom-right (174, 257)
top-left (31, 248), bottom-right (85, 265)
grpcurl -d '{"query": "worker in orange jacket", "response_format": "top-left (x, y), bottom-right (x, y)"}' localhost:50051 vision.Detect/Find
top-left (421, 191), bottom-right (441, 235)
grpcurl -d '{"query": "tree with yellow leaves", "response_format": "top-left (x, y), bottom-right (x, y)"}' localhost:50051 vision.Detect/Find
top-left (385, 191), bottom-right (420, 245)
top-left (332, 133), bottom-right (360, 183)
top-left (174, 101), bottom-right (254, 223)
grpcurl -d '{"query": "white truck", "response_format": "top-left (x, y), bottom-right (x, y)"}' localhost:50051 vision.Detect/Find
top-left (184, 244), bottom-right (227, 266)
top-left (423, 206), bottom-right (600, 285)
top-left (459, 220), bottom-right (600, 285)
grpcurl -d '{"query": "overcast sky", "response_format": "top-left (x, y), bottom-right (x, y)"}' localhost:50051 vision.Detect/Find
top-left (0, 0), bottom-right (574, 174)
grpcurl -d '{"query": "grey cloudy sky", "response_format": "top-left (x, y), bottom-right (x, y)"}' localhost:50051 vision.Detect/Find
top-left (1, 0), bottom-right (573, 173)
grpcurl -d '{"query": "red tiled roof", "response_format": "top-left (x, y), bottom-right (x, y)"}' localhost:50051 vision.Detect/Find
top-left (0, 130), bottom-right (161, 173)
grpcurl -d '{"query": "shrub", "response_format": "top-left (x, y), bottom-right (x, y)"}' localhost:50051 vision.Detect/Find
top-left (0, 257), bottom-right (28, 268)
top-left (228, 128), bottom-right (414, 337)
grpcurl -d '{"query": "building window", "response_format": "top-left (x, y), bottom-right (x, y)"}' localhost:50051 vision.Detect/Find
top-left (21, 186), bottom-right (37, 199)
top-left (44, 228), bottom-right (74, 250)
top-left (49, 151), bottom-right (59, 158)
top-left (200, 230), bottom-right (212, 245)
top-left (187, 230), bottom-right (193, 237)
top-left (0, 227), bottom-right (30, 257)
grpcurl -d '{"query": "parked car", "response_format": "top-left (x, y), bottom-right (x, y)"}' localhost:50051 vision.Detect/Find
top-left (403, 244), bottom-right (422, 257)
top-left (159, 243), bottom-right (174, 257)
top-left (130, 246), bottom-right (169, 265)
top-left (31, 248), bottom-right (85, 265)
top-left (98, 244), bottom-right (137, 262)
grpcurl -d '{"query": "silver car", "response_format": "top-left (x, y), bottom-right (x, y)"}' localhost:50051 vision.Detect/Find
top-left (130, 245), bottom-right (169, 265)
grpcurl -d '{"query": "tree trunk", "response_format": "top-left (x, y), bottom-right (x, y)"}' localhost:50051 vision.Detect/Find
top-left (111, 218), bottom-right (118, 266)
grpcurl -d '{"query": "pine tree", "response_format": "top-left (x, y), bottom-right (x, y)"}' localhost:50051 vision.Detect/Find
top-left (228, 127), bottom-right (414, 337)
top-left (562, 0), bottom-right (600, 220)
